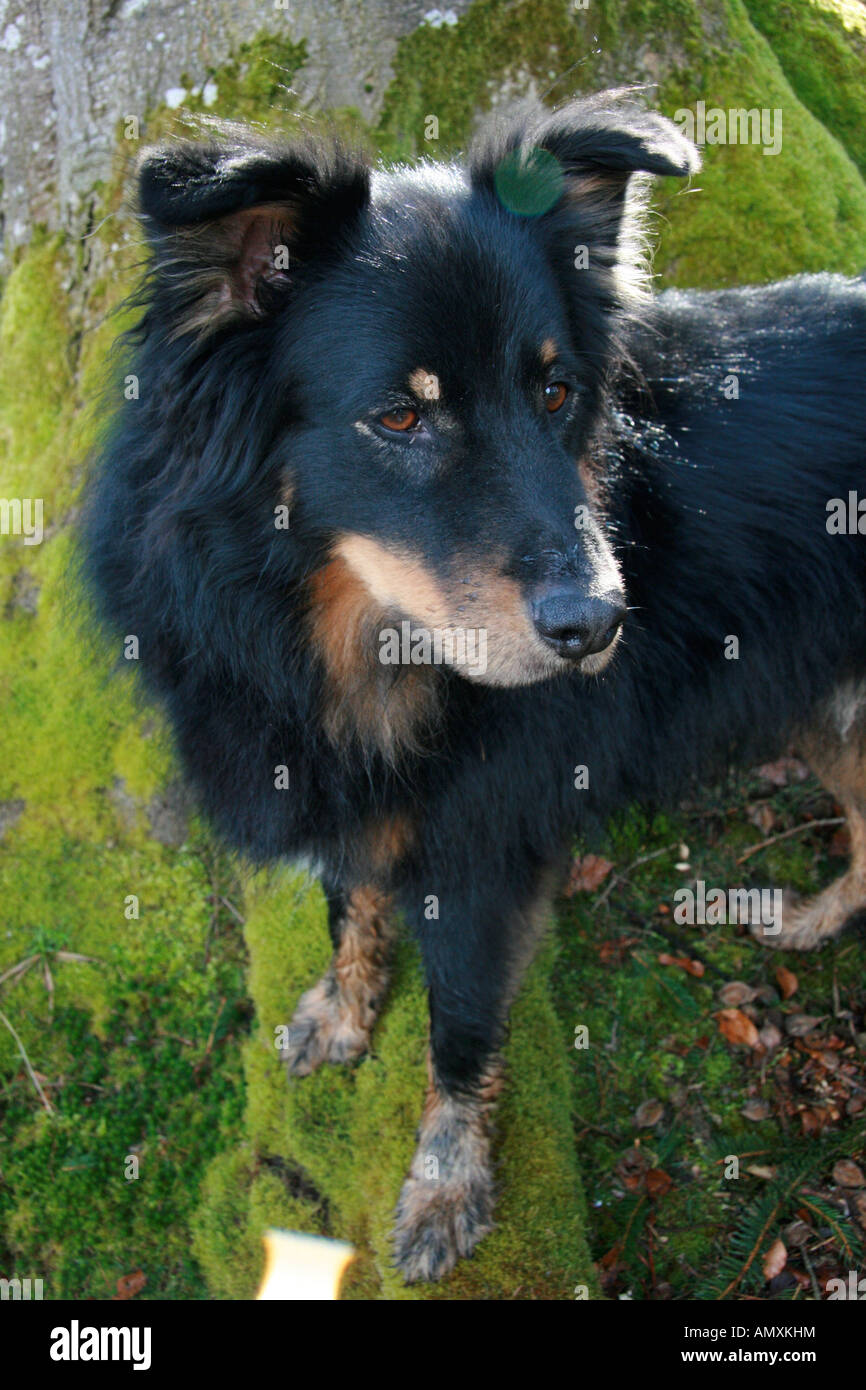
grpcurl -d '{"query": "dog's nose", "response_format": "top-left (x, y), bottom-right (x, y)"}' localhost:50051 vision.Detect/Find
top-left (531, 589), bottom-right (626, 661)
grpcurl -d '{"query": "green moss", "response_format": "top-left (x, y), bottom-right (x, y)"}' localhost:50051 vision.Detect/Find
top-left (204, 32), bottom-right (310, 118)
top-left (744, 0), bottom-right (866, 178)
top-left (190, 1148), bottom-right (324, 1299)
top-left (0, 236), bottom-right (76, 510)
top-left (0, 169), bottom-right (246, 1303)
top-left (145, 32), bottom-right (309, 138)
top-left (655, 0), bottom-right (866, 284)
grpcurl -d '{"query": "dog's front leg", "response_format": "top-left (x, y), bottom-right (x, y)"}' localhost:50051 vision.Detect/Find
top-left (392, 859), bottom-right (560, 1283)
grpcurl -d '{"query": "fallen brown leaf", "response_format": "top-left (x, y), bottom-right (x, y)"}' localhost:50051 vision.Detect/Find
top-left (784, 1219), bottom-right (812, 1246)
top-left (833, 1160), bottom-right (865, 1189)
top-left (742, 1098), bottom-right (772, 1121)
top-left (634, 1098), bottom-right (664, 1128)
top-left (598, 935), bottom-right (640, 965)
top-left (753, 984), bottom-right (779, 1005)
top-left (564, 854), bottom-right (613, 895)
top-left (759, 1023), bottom-right (783, 1050)
top-left (717, 1008), bottom-right (760, 1048)
top-left (799, 1107), bottom-right (832, 1135)
top-left (756, 758), bottom-right (809, 786)
top-left (658, 953), bottom-right (705, 977)
top-left (785, 1014), bottom-right (825, 1037)
top-left (775, 966), bottom-right (798, 1000)
top-left (615, 1147), bottom-right (650, 1191)
top-left (646, 1168), bottom-right (674, 1199)
top-left (113, 1271), bottom-right (146, 1301)
top-left (762, 1238), bottom-right (787, 1281)
top-left (718, 981), bottom-right (756, 1007)
top-left (748, 804), bottom-right (776, 834)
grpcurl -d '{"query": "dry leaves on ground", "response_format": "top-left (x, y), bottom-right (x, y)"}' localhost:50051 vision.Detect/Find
top-left (717, 1008), bottom-right (760, 1048)
top-left (564, 853), bottom-right (614, 895)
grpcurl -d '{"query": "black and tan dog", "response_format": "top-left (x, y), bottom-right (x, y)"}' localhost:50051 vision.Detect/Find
top-left (84, 95), bottom-right (866, 1282)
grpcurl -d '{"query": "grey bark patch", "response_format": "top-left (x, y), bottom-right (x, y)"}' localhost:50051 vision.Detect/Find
top-left (0, 799), bottom-right (26, 840)
top-left (147, 779), bottom-right (193, 847)
top-left (108, 777), bottom-right (139, 833)
top-left (6, 569), bottom-right (40, 616)
top-left (0, 0), bottom-right (474, 267)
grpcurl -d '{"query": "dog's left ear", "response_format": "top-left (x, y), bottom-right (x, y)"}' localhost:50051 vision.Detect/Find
top-left (469, 93), bottom-right (698, 303)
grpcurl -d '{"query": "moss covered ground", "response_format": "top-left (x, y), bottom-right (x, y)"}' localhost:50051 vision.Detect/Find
top-left (557, 779), bottom-right (865, 1299)
top-left (0, 1), bottom-right (863, 1300)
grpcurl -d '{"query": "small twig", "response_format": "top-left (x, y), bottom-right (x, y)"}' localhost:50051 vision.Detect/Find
top-left (0, 951), bottom-right (99, 1000)
top-left (713, 1150), bottom-right (771, 1165)
top-left (798, 1196), bottom-right (856, 1263)
top-left (572, 1112), bottom-right (622, 1142)
top-left (0, 956), bottom-right (38, 988)
top-left (647, 1222), bottom-right (657, 1290)
top-left (156, 1028), bottom-right (194, 1047)
top-left (800, 1243), bottom-right (822, 1302)
top-left (621, 1194), bottom-right (648, 1251)
top-left (202, 997), bottom-right (227, 1061)
top-left (0, 1008), bottom-right (54, 1114)
top-left (717, 1198), bottom-right (781, 1300)
top-left (50, 1080), bottom-right (106, 1093)
top-left (736, 818), bottom-right (844, 865)
top-left (592, 842), bottom-right (679, 911)
top-left (219, 895), bottom-right (245, 925)
top-left (831, 968), bottom-right (844, 1020)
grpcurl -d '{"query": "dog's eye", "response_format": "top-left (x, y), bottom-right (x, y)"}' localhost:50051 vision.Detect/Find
top-left (544, 382), bottom-right (569, 413)
top-left (380, 407), bottom-right (420, 433)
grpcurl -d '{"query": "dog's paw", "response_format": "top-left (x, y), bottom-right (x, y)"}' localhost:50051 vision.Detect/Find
top-left (392, 1165), bottom-right (494, 1283)
top-left (282, 973), bottom-right (372, 1077)
top-left (392, 1073), bottom-right (501, 1281)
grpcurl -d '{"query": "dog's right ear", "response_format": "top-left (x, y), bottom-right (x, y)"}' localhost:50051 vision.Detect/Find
top-left (137, 134), bottom-right (370, 339)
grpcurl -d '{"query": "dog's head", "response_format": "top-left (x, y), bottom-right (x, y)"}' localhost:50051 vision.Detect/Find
top-left (138, 97), bottom-right (697, 693)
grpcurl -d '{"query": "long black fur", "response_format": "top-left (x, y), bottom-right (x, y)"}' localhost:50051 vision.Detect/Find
top-left (82, 94), bottom-right (866, 1279)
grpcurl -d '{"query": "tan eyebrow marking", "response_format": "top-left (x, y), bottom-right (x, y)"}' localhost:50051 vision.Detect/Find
top-left (408, 368), bottom-right (441, 402)
top-left (540, 338), bottom-right (558, 366)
